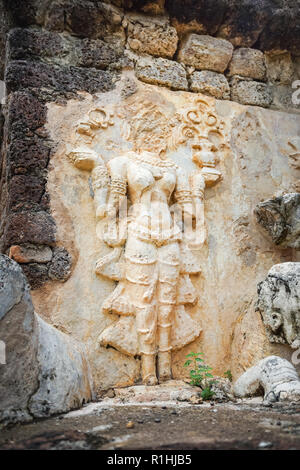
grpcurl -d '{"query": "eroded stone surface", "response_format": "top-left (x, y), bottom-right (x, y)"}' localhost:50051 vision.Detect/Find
top-left (254, 193), bottom-right (300, 249)
top-left (29, 314), bottom-right (93, 418)
top-left (190, 70), bottom-right (230, 99)
top-left (135, 57), bottom-right (188, 90)
top-left (265, 52), bottom-right (295, 85)
top-left (9, 244), bottom-right (53, 264)
top-left (0, 255), bottom-right (39, 426)
top-left (178, 34), bottom-right (233, 73)
top-left (0, 255), bottom-right (93, 426)
top-left (256, 263), bottom-right (300, 349)
top-left (230, 77), bottom-right (272, 107)
top-left (126, 13), bottom-right (178, 58)
top-left (234, 356), bottom-right (300, 403)
top-left (228, 48), bottom-right (266, 81)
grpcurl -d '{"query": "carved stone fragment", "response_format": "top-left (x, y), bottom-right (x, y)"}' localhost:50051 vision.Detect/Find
top-left (256, 263), bottom-right (300, 349)
top-left (254, 193), bottom-right (300, 249)
top-left (233, 356), bottom-right (300, 403)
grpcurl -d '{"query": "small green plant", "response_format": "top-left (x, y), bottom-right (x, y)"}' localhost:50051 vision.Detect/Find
top-left (184, 352), bottom-right (216, 400)
top-left (224, 369), bottom-right (233, 382)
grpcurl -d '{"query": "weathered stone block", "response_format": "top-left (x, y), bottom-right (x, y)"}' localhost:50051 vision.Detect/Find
top-left (190, 70), bottom-right (230, 99)
top-left (7, 138), bottom-right (51, 178)
top-left (3, 211), bottom-right (56, 251)
top-left (126, 13), bottom-right (178, 58)
top-left (8, 175), bottom-right (46, 212)
top-left (217, 0), bottom-right (272, 47)
top-left (0, 255), bottom-right (93, 426)
top-left (228, 48), bottom-right (266, 81)
top-left (178, 34), bottom-right (233, 73)
top-left (265, 52), bottom-right (294, 85)
top-left (254, 193), bottom-right (300, 249)
top-left (9, 244), bottom-right (53, 264)
top-left (7, 28), bottom-right (69, 62)
top-left (22, 263), bottom-right (50, 290)
top-left (230, 77), bottom-right (272, 107)
top-left (257, 263), bottom-right (300, 349)
top-left (0, 255), bottom-right (39, 425)
top-left (5, 61), bottom-right (114, 101)
top-left (7, 91), bottom-right (47, 139)
top-left (77, 38), bottom-right (122, 69)
top-left (44, 0), bottom-right (125, 42)
top-left (29, 314), bottom-right (94, 418)
top-left (48, 247), bottom-right (72, 281)
top-left (136, 57), bottom-right (188, 90)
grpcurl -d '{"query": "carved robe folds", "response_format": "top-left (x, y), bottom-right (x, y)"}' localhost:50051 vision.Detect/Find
top-left (97, 152), bottom-right (202, 358)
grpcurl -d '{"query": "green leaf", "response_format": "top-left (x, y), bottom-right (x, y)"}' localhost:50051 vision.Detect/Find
top-left (205, 373), bottom-right (213, 378)
top-left (184, 360), bottom-right (192, 367)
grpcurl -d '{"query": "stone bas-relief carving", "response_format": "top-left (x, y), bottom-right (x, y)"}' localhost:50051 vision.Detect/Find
top-left (233, 356), bottom-right (300, 403)
top-left (67, 89), bottom-right (225, 385)
top-left (41, 78), bottom-right (299, 390)
top-left (254, 193), bottom-right (300, 249)
top-left (257, 263), bottom-right (300, 349)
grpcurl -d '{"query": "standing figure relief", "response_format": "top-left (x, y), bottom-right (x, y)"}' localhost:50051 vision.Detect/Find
top-left (67, 93), bottom-right (224, 385)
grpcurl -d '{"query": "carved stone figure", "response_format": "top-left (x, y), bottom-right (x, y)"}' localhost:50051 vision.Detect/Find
top-left (233, 356), bottom-right (300, 403)
top-left (256, 263), bottom-right (300, 349)
top-left (67, 92), bottom-right (224, 385)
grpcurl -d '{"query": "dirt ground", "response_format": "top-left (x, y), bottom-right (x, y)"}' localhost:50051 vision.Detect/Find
top-left (1, 399), bottom-right (300, 450)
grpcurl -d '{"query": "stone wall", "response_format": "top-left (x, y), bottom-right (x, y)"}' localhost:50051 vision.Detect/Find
top-left (0, 0), bottom-right (299, 392)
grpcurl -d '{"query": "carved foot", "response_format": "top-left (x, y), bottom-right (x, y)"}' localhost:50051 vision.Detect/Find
top-left (141, 354), bottom-right (158, 386)
top-left (158, 352), bottom-right (172, 383)
top-left (143, 374), bottom-right (158, 386)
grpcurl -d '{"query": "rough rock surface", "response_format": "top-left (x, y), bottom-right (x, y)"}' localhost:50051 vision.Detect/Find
top-left (0, 255), bottom-right (93, 427)
top-left (265, 52), bottom-right (295, 85)
top-left (254, 193), bottom-right (300, 249)
top-left (9, 244), bottom-right (53, 263)
top-left (0, 255), bottom-right (39, 425)
top-left (29, 315), bottom-right (93, 418)
top-left (178, 34), bottom-right (233, 73)
top-left (230, 77), bottom-right (272, 107)
top-left (228, 48), bottom-right (266, 81)
top-left (234, 356), bottom-right (300, 403)
top-left (256, 263), bottom-right (300, 349)
top-left (189, 70), bottom-right (230, 99)
top-left (135, 57), bottom-right (188, 90)
top-left (48, 247), bottom-right (72, 281)
top-left (126, 13), bottom-right (178, 58)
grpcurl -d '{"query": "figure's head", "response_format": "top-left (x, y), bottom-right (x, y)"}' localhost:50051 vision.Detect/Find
top-left (120, 94), bottom-right (178, 155)
top-left (257, 263), bottom-right (300, 348)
